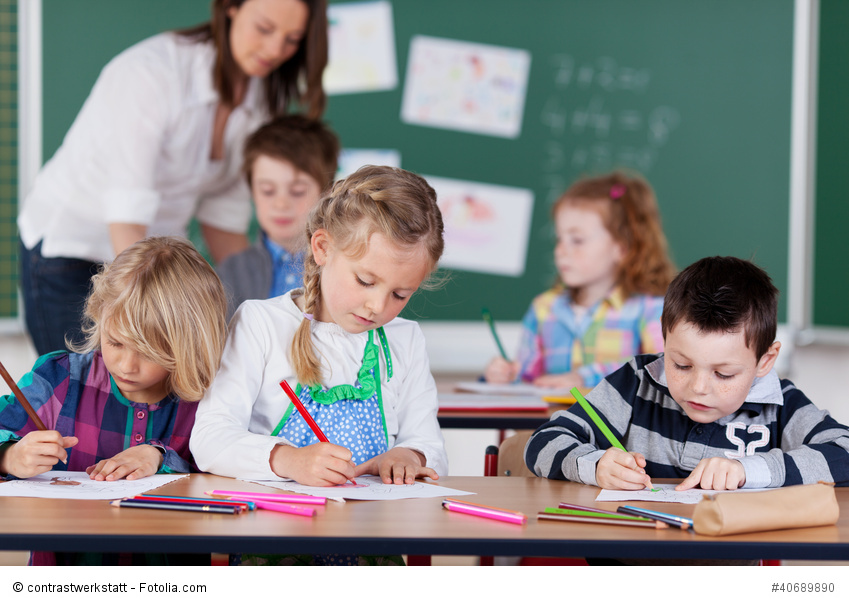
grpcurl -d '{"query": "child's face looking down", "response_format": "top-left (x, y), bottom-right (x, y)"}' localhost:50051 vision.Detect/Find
top-left (311, 230), bottom-right (430, 334)
top-left (663, 321), bottom-right (780, 424)
top-left (554, 202), bottom-right (623, 305)
top-left (100, 325), bottom-right (170, 404)
top-left (252, 155), bottom-right (322, 251)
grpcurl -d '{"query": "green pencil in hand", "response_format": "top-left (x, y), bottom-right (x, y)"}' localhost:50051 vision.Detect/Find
top-left (481, 307), bottom-right (509, 361)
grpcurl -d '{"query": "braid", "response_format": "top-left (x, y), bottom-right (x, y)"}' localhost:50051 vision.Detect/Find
top-left (291, 252), bottom-right (324, 385)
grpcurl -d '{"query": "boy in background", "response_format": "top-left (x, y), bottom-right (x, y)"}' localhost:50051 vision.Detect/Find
top-left (217, 115), bottom-right (339, 321)
top-left (526, 256), bottom-right (849, 490)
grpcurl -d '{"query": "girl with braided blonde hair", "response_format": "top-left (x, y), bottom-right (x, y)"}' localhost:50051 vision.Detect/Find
top-left (191, 165), bottom-right (448, 489)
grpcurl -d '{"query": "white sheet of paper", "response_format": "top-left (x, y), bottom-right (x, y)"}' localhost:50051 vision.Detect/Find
top-left (426, 175), bottom-right (534, 277)
top-left (337, 148), bottom-right (401, 179)
top-left (438, 392), bottom-right (548, 412)
top-left (596, 483), bottom-right (772, 505)
top-left (324, 1), bottom-right (397, 94)
top-left (454, 381), bottom-right (566, 398)
top-left (245, 475), bottom-right (473, 502)
top-left (0, 471), bottom-right (187, 500)
top-left (401, 35), bottom-right (531, 138)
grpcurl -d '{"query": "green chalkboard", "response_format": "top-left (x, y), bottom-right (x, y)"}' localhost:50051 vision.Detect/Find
top-left (324, 0), bottom-right (794, 323)
top-left (39, 0), bottom-right (794, 324)
top-left (813, 0), bottom-right (849, 329)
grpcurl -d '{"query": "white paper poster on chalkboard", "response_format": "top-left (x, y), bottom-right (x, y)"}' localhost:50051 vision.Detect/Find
top-left (401, 35), bottom-right (531, 138)
top-left (324, 1), bottom-right (398, 95)
top-left (426, 175), bottom-right (533, 277)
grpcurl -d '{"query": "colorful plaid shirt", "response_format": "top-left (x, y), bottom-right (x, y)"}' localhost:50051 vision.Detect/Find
top-left (0, 350), bottom-right (202, 566)
top-left (0, 350), bottom-right (197, 476)
top-left (517, 287), bottom-right (664, 387)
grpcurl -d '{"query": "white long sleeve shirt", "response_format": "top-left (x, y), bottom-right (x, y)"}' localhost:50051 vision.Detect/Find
top-left (19, 32), bottom-right (267, 262)
top-left (190, 291), bottom-right (449, 480)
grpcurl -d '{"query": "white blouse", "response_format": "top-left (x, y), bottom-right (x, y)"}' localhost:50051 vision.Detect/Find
top-left (190, 291), bottom-right (449, 480)
top-left (19, 32), bottom-right (268, 263)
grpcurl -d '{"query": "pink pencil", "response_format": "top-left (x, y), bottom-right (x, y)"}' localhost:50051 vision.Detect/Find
top-left (280, 380), bottom-right (357, 485)
top-left (253, 500), bottom-right (316, 517)
top-left (206, 490), bottom-right (326, 505)
top-left (442, 498), bottom-right (527, 525)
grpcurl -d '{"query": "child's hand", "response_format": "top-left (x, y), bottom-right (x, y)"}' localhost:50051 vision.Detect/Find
top-left (596, 447), bottom-right (653, 490)
top-left (355, 447), bottom-right (438, 485)
top-left (86, 445), bottom-right (163, 481)
top-left (484, 357), bottom-right (519, 384)
top-left (0, 431), bottom-right (79, 478)
top-left (270, 442), bottom-right (356, 487)
top-left (676, 457), bottom-right (745, 491)
top-left (532, 371), bottom-right (582, 391)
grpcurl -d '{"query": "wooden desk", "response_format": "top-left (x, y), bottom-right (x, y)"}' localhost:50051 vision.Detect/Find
top-left (2, 475), bottom-right (848, 561)
top-left (437, 407), bottom-right (562, 430)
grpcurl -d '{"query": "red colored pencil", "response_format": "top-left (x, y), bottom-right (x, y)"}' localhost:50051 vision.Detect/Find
top-left (280, 380), bottom-right (329, 442)
top-left (279, 380), bottom-right (356, 485)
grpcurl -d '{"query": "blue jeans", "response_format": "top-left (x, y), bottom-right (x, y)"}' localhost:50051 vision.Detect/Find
top-left (19, 239), bottom-right (100, 356)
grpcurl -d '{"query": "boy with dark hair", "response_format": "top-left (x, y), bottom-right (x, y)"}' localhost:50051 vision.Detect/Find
top-left (217, 115), bottom-right (340, 321)
top-left (526, 256), bottom-right (849, 490)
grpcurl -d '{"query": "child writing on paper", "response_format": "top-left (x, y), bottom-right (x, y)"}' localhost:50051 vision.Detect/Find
top-left (191, 165), bottom-right (448, 488)
top-left (0, 236), bottom-right (228, 565)
top-left (217, 115), bottom-right (340, 321)
top-left (484, 171), bottom-right (675, 389)
top-left (525, 256), bottom-right (849, 491)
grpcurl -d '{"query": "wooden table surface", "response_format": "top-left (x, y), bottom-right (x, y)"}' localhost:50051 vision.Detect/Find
top-left (2, 475), bottom-right (848, 561)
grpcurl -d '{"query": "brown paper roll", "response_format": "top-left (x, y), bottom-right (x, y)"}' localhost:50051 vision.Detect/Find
top-left (693, 482), bottom-right (839, 536)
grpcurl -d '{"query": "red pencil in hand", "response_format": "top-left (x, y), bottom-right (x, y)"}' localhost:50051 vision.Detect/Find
top-left (279, 380), bottom-right (356, 485)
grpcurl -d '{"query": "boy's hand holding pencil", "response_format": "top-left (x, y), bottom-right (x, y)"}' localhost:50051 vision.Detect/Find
top-left (570, 387), bottom-right (653, 491)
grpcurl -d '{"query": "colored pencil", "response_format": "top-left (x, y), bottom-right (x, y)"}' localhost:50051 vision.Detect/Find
top-left (111, 498), bottom-right (242, 514)
top-left (616, 505), bottom-right (693, 530)
top-left (132, 494), bottom-right (255, 510)
top-left (481, 307), bottom-right (509, 361)
top-left (252, 500), bottom-right (316, 517)
top-left (558, 502), bottom-right (635, 516)
top-left (442, 498), bottom-right (527, 525)
top-left (570, 387), bottom-right (625, 451)
top-left (538, 511), bottom-right (669, 529)
top-left (0, 359), bottom-right (48, 431)
top-left (279, 380), bottom-right (357, 485)
top-left (206, 490), bottom-right (326, 505)
top-left (545, 506), bottom-right (654, 521)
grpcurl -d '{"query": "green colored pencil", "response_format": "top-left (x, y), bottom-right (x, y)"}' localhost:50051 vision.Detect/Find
top-left (570, 386), bottom-right (626, 451)
top-left (481, 307), bottom-right (509, 361)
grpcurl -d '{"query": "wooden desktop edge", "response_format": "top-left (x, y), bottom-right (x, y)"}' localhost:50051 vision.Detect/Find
top-left (1, 475), bottom-right (847, 561)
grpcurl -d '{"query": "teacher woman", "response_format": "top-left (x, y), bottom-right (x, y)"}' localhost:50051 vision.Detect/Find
top-left (18, 0), bottom-right (328, 355)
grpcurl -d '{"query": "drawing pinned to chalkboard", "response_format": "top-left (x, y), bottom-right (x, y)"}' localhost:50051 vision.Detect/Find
top-left (401, 35), bottom-right (531, 139)
top-left (323, 1), bottom-right (398, 95)
top-left (336, 148), bottom-right (401, 180)
top-left (425, 175), bottom-right (533, 277)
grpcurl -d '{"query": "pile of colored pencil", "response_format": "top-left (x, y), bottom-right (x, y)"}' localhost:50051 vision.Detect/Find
top-left (111, 491), bottom-right (327, 518)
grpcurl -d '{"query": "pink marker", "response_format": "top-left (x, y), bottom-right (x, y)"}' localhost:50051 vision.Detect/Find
top-left (206, 490), bottom-right (326, 505)
top-left (442, 498), bottom-right (527, 525)
top-left (253, 500), bottom-right (316, 517)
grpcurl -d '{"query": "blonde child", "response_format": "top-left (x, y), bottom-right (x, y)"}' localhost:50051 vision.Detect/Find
top-left (485, 170), bottom-right (675, 389)
top-left (217, 115), bottom-right (340, 320)
top-left (0, 236), bottom-right (228, 565)
top-left (191, 165), bottom-right (447, 491)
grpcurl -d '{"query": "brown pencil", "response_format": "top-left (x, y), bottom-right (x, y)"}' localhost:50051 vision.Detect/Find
top-left (0, 359), bottom-right (48, 431)
top-left (538, 512), bottom-right (670, 529)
